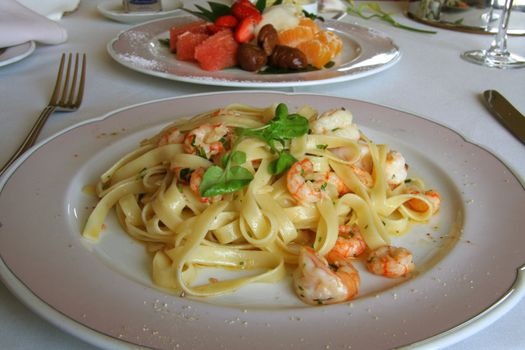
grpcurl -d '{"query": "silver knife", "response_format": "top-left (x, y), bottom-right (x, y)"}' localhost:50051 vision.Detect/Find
top-left (483, 90), bottom-right (525, 145)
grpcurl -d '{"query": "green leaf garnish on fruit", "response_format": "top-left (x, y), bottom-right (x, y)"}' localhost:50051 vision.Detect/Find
top-left (184, 2), bottom-right (232, 22)
top-left (158, 38), bottom-right (170, 47)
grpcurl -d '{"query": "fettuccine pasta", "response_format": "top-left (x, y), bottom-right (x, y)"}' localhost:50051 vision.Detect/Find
top-left (82, 103), bottom-right (440, 304)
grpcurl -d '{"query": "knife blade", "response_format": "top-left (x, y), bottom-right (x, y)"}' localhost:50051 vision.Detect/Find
top-left (483, 90), bottom-right (525, 145)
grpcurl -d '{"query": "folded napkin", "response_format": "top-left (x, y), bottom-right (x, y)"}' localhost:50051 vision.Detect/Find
top-left (17, 0), bottom-right (80, 21)
top-left (0, 0), bottom-right (68, 48)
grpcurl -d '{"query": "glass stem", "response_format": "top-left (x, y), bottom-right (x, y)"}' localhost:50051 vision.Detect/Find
top-left (488, 0), bottom-right (513, 55)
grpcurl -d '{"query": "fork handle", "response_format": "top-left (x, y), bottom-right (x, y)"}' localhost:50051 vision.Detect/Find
top-left (0, 105), bottom-right (56, 177)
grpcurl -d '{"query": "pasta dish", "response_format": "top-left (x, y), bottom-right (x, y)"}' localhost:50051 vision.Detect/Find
top-left (82, 103), bottom-right (440, 305)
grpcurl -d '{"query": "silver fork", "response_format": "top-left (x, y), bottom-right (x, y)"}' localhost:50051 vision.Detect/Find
top-left (0, 53), bottom-right (86, 177)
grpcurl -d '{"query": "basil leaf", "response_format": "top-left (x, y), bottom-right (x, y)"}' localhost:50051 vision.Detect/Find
top-left (231, 151), bottom-right (247, 165)
top-left (227, 166), bottom-right (254, 182)
top-left (201, 165), bottom-right (253, 197)
top-left (234, 103), bottom-right (308, 170)
top-left (220, 152), bottom-right (231, 168)
top-left (269, 114), bottom-right (309, 139)
top-left (202, 179), bottom-right (252, 197)
top-left (199, 166), bottom-right (224, 195)
top-left (199, 165), bottom-right (253, 197)
top-left (269, 152), bottom-right (297, 175)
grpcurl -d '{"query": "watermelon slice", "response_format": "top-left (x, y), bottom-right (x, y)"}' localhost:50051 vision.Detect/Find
top-left (176, 32), bottom-right (209, 61)
top-left (194, 30), bottom-right (239, 71)
top-left (169, 20), bottom-right (209, 53)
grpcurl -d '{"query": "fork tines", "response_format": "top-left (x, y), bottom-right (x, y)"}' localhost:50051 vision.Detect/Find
top-left (51, 53), bottom-right (86, 110)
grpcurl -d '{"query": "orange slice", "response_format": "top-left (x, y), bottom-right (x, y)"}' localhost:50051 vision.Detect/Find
top-left (316, 31), bottom-right (343, 55)
top-left (296, 39), bottom-right (332, 68)
top-left (278, 26), bottom-right (315, 47)
top-left (298, 17), bottom-right (320, 34)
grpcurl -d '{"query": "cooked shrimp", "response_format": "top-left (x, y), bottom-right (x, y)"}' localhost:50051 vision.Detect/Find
top-left (385, 150), bottom-right (408, 189)
top-left (310, 108), bottom-right (360, 140)
top-left (183, 124), bottom-right (229, 159)
top-left (287, 159), bottom-right (322, 204)
top-left (331, 144), bottom-right (374, 188)
top-left (293, 247), bottom-right (360, 305)
top-left (286, 159), bottom-right (348, 204)
top-left (406, 189), bottom-right (441, 214)
top-left (366, 245), bottom-right (415, 278)
top-left (158, 127), bottom-right (184, 146)
top-left (331, 143), bottom-right (372, 171)
top-left (355, 143), bottom-right (373, 173)
top-left (325, 171), bottom-right (349, 196)
top-left (189, 167), bottom-right (222, 204)
top-left (326, 224), bottom-right (367, 262)
top-left (350, 164), bottom-right (374, 188)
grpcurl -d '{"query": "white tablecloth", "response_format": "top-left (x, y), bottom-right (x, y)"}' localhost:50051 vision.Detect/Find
top-left (0, 1), bottom-right (524, 349)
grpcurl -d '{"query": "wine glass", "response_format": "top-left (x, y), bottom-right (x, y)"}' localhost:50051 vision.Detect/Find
top-left (461, 0), bottom-right (525, 69)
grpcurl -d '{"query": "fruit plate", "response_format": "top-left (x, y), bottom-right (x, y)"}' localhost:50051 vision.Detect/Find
top-left (107, 14), bottom-right (401, 87)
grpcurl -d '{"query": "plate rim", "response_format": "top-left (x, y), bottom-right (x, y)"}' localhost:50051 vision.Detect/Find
top-left (0, 41), bottom-right (36, 67)
top-left (1, 91), bottom-right (524, 350)
top-left (106, 16), bottom-right (401, 87)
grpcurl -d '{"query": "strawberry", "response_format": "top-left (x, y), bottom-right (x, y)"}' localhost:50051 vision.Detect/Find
top-left (214, 15), bottom-right (239, 28)
top-left (234, 17), bottom-right (257, 43)
top-left (231, 1), bottom-right (262, 22)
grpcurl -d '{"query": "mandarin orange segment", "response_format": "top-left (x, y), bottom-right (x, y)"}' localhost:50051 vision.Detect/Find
top-left (298, 17), bottom-right (320, 34)
top-left (297, 39), bottom-right (332, 68)
top-left (316, 31), bottom-right (343, 55)
top-left (278, 26), bottom-right (315, 47)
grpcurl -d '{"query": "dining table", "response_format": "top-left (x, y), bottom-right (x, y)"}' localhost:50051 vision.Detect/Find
top-left (0, 0), bottom-right (524, 349)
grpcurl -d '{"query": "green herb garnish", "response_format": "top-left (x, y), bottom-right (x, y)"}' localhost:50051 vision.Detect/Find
top-left (179, 168), bottom-right (193, 183)
top-left (303, 10), bottom-right (324, 22)
top-left (346, 2), bottom-right (437, 34)
top-left (258, 64), bottom-right (319, 75)
top-left (324, 61), bottom-right (335, 69)
top-left (184, 1), bottom-right (231, 22)
top-left (158, 38), bottom-right (170, 47)
top-left (235, 103), bottom-right (309, 175)
top-left (200, 150), bottom-right (253, 197)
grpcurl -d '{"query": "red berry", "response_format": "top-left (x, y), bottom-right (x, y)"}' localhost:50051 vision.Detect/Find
top-left (234, 17), bottom-right (257, 43)
top-left (214, 15), bottom-right (239, 28)
top-left (231, 2), bottom-right (261, 22)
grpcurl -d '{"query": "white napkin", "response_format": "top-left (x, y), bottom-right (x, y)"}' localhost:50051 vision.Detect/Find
top-left (0, 0), bottom-right (68, 48)
top-left (16, 0), bottom-right (80, 21)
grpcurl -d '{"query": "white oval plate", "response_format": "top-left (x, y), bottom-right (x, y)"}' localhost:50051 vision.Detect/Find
top-left (0, 92), bottom-right (524, 350)
top-left (0, 41), bottom-right (36, 67)
top-left (97, 0), bottom-right (183, 24)
top-left (107, 15), bottom-right (401, 87)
